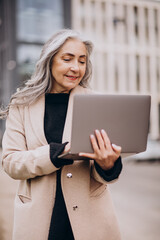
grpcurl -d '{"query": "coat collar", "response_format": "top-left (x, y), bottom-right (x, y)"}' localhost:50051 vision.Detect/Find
top-left (28, 85), bottom-right (90, 146)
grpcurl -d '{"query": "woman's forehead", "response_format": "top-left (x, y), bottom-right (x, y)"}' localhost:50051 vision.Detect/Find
top-left (58, 38), bottom-right (87, 56)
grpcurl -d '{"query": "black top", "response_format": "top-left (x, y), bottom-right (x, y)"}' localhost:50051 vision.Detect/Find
top-left (44, 93), bottom-right (122, 240)
top-left (44, 93), bottom-right (69, 144)
top-left (44, 93), bottom-right (74, 240)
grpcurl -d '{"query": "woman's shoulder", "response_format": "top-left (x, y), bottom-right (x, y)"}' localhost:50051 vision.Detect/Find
top-left (9, 94), bottom-right (45, 115)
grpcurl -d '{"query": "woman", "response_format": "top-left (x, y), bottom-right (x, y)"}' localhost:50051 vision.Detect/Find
top-left (1, 29), bottom-right (122, 240)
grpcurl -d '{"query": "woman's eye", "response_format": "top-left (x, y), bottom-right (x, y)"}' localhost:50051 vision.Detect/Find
top-left (63, 59), bottom-right (70, 62)
top-left (80, 61), bottom-right (85, 64)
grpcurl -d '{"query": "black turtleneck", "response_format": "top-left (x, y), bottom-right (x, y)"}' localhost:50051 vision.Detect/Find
top-left (44, 93), bottom-right (74, 240)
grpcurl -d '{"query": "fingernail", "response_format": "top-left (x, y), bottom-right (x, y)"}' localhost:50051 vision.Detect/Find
top-left (90, 134), bottom-right (94, 138)
top-left (112, 143), bottom-right (121, 150)
top-left (95, 130), bottom-right (99, 134)
top-left (101, 129), bottom-right (105, 133)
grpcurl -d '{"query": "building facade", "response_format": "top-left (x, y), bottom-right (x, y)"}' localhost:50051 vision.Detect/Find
top-left (0, 0), bottom-right (71, 143)
top-left (72, 0), bottom-right (160, 140)
top-left (0, 0), bottom-right (160, 142)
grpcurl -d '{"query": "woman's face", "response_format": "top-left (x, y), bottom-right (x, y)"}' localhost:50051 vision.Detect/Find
top-left (51, 38), bottom-right (87, 93)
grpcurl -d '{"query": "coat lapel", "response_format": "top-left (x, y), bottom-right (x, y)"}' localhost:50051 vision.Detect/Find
top-left (62, 85), bottom-right (91, 143)
top-left (62, 89), bottom-right (74, 143)
top-left (28, 95), bottom-right (48, 146)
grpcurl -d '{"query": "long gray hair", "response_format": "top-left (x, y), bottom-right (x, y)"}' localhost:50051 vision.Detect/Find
top-left (0, 29), bottom-right (93, 119)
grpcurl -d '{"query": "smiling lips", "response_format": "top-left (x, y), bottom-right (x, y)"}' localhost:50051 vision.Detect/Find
top-left (65, 75), bottom-right (79, 81)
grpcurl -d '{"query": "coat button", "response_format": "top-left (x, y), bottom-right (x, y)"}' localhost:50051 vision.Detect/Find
top-left (73, 205), bottom-right (78, 211)
top-left (67, 173), bottom-right (72, 178)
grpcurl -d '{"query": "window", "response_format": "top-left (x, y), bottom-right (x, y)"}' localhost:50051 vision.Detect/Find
top-left (16, 0), bottom-right (64, 82)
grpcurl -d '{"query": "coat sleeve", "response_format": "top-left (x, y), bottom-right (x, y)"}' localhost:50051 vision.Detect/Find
top-left (2, 105), bottom-right (59, 180)
top-left (91, 159), bottom-right (122, 184)
top-left (94, 157), bottom-right (122, 182)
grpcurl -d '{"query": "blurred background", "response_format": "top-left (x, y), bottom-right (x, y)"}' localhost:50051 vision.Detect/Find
top-left (0, 0), bottom-right (160, 239)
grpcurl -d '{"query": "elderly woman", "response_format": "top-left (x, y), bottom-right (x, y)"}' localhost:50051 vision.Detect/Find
top-left (1, 29), bottom-right (122, 240)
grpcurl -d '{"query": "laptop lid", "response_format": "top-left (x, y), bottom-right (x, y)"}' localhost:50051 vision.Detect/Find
top-left (69, 94), bottom-right (151, 155)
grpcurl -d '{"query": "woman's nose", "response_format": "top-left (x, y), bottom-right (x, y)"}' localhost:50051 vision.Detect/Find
top-left (70, 61), bottom-right (79, 72)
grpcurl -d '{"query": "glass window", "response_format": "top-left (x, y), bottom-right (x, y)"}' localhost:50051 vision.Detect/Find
top-left (16, 0), bottom-right (64, 82)
top-left (17, 44), bottom-right (42, 82)
top-left (17, 0), bottom-right (63, 42)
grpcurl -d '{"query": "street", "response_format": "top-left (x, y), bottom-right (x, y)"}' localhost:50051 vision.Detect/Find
top-left (110, 160), bottom-right (160, 240)
top-left (0, 156), bottom-right (160, 240)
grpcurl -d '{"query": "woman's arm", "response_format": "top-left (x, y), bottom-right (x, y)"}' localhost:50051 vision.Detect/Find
top-left (2, 106), bottom-right (59, 180)
top-left (94, 156), bottom-right (122, 182)
top-left (50, 142), bottom-right (73, 167)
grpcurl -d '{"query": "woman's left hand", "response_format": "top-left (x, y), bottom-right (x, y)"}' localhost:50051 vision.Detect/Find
top-left (79, 129), bottom-right (121, 171)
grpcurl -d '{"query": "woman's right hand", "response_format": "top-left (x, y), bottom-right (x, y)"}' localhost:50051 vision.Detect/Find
top-left (79, 129), bottom-right (121, 170)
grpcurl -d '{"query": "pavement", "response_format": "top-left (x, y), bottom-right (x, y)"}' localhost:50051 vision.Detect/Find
top-left (110, 160), bottom-right (160, 240)
top-left (0, 145), bottom-right (160, 240)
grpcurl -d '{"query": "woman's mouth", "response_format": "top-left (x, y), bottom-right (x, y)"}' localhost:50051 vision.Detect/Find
top-left (65, 75), bottom-right (79, 81)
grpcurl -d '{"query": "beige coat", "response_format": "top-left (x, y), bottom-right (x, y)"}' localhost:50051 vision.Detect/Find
top-left (2, 85), bottom-right (121, 240)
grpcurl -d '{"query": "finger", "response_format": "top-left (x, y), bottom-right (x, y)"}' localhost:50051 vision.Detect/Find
top-left (112, 143), bottom-right (122, 154)
top-left (90, 134), bottom-right (100, 152)
top-left (79, 152), bottom-right (95, 159)
top-left (101, 129), bottom-right (112, 149)
top-left (95, 130), bottom-right (105, 150)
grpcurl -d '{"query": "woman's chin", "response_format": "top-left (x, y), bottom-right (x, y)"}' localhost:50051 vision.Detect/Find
top-left (63, 82), bottom-right (79, 92)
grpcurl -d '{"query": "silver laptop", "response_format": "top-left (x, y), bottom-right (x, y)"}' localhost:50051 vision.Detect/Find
top-left (58, 94), bottom-right (151, 160)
